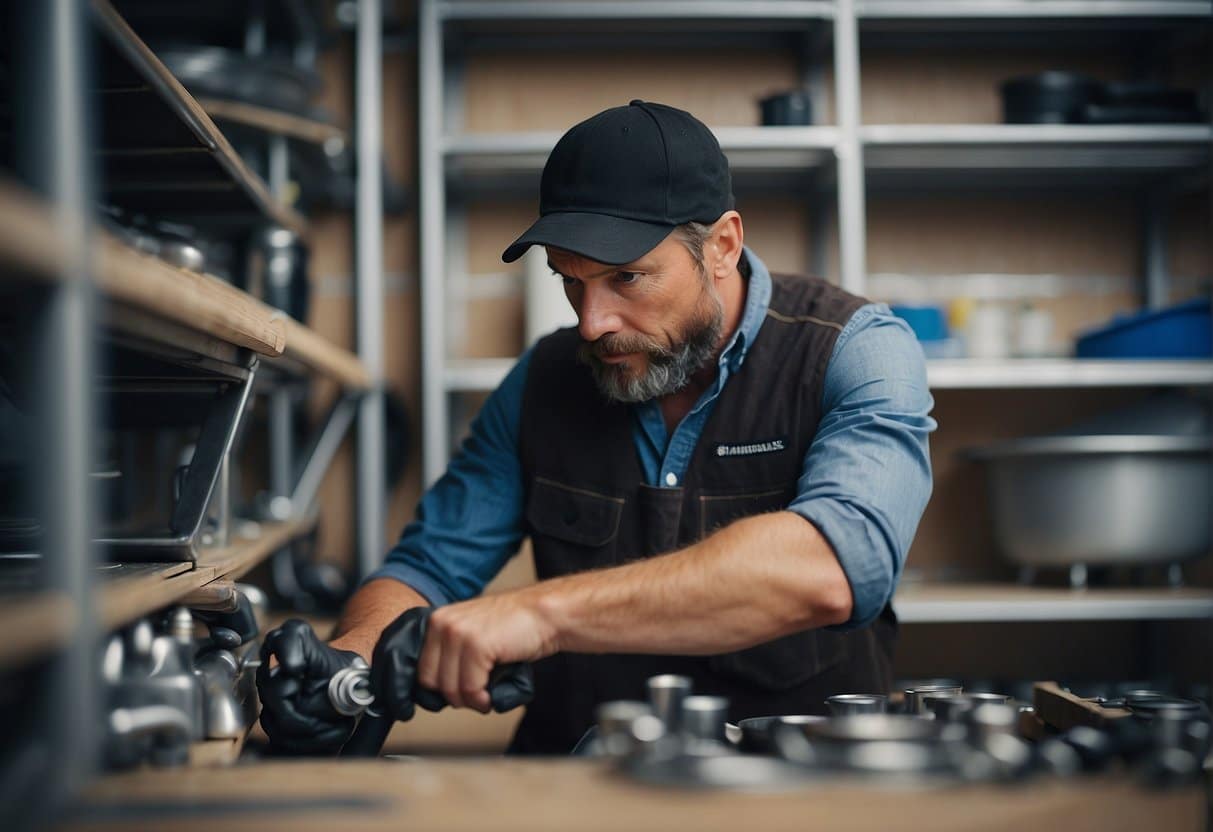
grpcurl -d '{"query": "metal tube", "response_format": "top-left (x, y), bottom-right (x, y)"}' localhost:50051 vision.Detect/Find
top-left (292, 395), bottom-right (360, 513)
top-left (269, 390), bottom-right (293, 502)
top-left (21, 0), bottom-right (99, 822)
top-left (419, 0), bottom-right (448, 488)
top-left (265, 133), bottom-right (295, 523)
top-left (268, 135), bottom-right (290, 202)
top-left (1142, 190), bottom-right (1168, 310)
top-left (356, 0), bottom-right (386, 578)
top-left (833, 0), bottom-right (867, 295)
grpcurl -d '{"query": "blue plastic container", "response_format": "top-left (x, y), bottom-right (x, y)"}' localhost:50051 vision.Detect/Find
top-left (1075, 299), bottom-right (1212, 359)
top-left (890, 304), bottom-right (949, 342)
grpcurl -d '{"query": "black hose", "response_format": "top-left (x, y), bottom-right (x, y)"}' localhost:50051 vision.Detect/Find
top-left (339, 714), bottom-right (393, 757)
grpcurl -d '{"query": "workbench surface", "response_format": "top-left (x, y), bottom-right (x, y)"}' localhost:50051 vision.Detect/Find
top-left (63, 758), bottom-right (1205, 832)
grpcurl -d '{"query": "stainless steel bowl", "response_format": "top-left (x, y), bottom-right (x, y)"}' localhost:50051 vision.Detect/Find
top-left (806, 714), bottom-right (946, 744)
top-left (971, 434), bottom-right (1212, 567)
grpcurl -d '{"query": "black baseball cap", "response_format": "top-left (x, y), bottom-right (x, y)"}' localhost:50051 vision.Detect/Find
top-left (502, 100), bottom-right (734, 265)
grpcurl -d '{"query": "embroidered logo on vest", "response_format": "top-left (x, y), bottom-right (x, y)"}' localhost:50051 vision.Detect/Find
top-left (714, 438), bottom-right (787, 458)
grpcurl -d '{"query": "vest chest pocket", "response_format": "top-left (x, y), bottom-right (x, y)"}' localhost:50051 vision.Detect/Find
top-left (697, 484), bottom-right (797, 539)
top-left (699, 483), bottom-right (848, 691)
top-left (526, 477), bottom-right (624, 571)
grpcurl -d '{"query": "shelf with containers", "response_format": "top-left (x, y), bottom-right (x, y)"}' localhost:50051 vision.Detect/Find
top-left (855, 3), bottom-right (1211, 356)
top-left (0, 166), bottom-right (368, 666)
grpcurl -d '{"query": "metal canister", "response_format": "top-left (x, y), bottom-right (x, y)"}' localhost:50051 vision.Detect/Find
top-left (595, 700), bottom-right (665, 758)
top-left (646, 674), bottom-right (692, 733)
top-left (826, 694), bottom-right (888, 716)
top-left (681, 695), bottom-right (729, 745)
top-left (923, 692), bottom-right (1008, 722)
top-left (904, 684), bottom-right (962, 715)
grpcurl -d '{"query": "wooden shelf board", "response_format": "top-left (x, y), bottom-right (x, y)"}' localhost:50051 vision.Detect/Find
top-left (0, 178), bottom-right (371, 388)
top-left (0, 517), bottom-right (314, 670)
top-left (198, 98), bottom-right (347, 147)
top-left (90, 0), bottom-right (307, 236)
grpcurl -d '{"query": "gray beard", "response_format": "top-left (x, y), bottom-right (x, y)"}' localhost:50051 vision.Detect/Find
top-left (577, 295), bottom-right (724, 404)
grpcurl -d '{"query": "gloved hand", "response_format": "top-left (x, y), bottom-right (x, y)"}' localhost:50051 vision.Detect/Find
top-left (370, 606), bottom-right (534, 722)
top-left (256, 618), bottom-right (361, 754)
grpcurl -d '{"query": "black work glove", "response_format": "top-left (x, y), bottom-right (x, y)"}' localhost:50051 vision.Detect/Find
top-left (256, 618), bottom-right (361, 755)
top-left (369, 607), bottom-right (534, 723)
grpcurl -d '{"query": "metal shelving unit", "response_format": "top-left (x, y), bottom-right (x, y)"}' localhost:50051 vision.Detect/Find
top-left (1, 2), bottom-right (385, 820)
top-left (420, 0), bottom-right (1213, 484)
top-left (417, 0), bottom-right (1213, 657)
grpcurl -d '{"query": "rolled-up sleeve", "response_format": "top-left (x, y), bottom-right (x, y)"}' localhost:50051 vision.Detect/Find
top-left (786, 304), bottom-right (936, 629)
top-left (363, 350), bottom-right (532, 606)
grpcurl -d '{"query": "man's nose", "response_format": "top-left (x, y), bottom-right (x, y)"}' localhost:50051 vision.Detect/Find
top-left (574, 285), bottom-right (622, 343)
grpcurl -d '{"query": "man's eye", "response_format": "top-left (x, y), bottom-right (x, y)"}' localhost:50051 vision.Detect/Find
top-left (615, 271), bottom-right (639, 284)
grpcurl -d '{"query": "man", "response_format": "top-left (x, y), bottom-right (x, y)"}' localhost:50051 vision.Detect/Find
top-left (259, 100), bottom-right (936, 755)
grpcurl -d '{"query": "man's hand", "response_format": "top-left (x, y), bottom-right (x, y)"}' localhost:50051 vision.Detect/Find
top-left (380, 591), bottom-right (554, 713)
top-left (257, 619), bottom-right (363, 754)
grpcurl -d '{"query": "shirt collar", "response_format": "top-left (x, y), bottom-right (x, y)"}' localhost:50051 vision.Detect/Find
top-left (718, 246), bottom-right (771, 373)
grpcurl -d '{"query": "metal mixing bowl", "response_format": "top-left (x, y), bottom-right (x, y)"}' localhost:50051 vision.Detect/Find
top-left (970, 434), bottom-right (1212, 567)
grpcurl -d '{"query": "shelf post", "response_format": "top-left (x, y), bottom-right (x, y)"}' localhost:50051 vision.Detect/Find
top-left (1141, 189), bottom-right (1169, 310)
top-left (10, 0), bottom-right (100, 825)
top-left (833, 0), bottom-right (867, 295)
top-left (419, 0), bottom-right (449, 487)
top-left (356, 0), bottom-right (387, 577)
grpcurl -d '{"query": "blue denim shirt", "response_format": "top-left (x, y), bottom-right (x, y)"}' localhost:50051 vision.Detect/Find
top-left (368, 249), bottom-right (936, 629)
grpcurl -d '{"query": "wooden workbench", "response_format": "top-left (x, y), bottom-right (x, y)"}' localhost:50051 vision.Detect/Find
top-left (63, 758), bottom-right (1205, 832)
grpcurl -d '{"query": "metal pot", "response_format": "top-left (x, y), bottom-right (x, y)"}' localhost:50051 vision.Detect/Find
top-left (971, 434), bottom-right (1212, 567)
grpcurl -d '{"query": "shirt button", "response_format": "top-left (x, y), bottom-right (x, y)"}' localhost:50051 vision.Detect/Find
top-left (664, 472), bottom-right (678, 487)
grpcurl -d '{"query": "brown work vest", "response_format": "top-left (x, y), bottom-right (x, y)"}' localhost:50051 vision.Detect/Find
top-left (510, 272), bottom-right (898, 754)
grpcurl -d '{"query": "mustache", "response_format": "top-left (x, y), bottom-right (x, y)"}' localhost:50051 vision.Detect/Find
top-left (577, 332), bottom-right (673, 364)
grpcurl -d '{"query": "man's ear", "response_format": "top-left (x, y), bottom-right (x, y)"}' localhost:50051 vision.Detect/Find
top-left (708, 211), bottom-right (744, 280)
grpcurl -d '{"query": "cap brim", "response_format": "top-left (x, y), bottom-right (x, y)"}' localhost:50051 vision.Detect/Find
top-left (502, 212), bottom-right (674, 265)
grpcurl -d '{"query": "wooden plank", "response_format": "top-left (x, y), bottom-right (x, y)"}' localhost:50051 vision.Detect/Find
top-left (0, 179), bottom-right (370, 388)
top-left (0, 179), bottom-right (286, 357)
top-left (278, 317), bottom-right (374, 391)
top-left (71, 760), bottom-right (1204, 832)
top-left (89, 0), bottom-right (307, 237)
top-left (199, 98), bottom-right (348, 146)
top-left (103, 305), bottom-right (247, 369)
top-left (0, 179), bottom-right (371, 390)
top-left (97, 234), bottom-right (288, 356)
top-left (0, 520), bottom-right (314, 670)
top-left (196, 516), bottom-right (316, 580)
top-left (1033, 681), bottom-right (1132, 732)
top-left (188, 735), bottom-right (245, 768)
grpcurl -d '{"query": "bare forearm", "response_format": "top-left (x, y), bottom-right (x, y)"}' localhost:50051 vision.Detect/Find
top-left (532, 511), bottom-right (853, 656)
top-left (330, 578), bottom-right (430, 660)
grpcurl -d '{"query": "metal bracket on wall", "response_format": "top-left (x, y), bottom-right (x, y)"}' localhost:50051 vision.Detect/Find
top-left (96, 360), bottom-right (258, 562)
